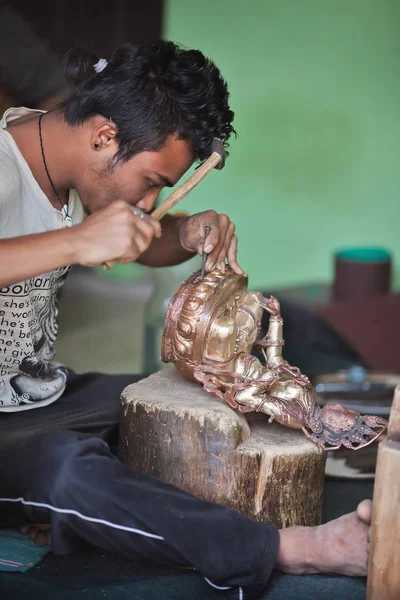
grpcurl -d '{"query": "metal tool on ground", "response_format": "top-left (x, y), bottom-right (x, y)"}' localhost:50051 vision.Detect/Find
top-left (200, 226), bottom-right (211, 278)
top-left (103, 138), bottom-right (227, 270)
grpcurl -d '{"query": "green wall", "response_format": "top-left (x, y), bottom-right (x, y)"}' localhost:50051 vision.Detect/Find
top-left (165, 0), bottom-right (400, 290)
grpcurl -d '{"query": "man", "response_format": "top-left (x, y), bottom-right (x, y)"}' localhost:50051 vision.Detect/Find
top-left (0, 41), bottom-right (371, 600)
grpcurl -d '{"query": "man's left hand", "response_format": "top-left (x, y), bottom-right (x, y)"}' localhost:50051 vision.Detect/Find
top-left (177, 210), bottom-right (244, 275)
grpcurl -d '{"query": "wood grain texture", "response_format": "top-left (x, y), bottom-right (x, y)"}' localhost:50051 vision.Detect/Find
top-left (119, 368), bottom-right (326, 528)
top-left (367, 385), bottom-right (400, 600)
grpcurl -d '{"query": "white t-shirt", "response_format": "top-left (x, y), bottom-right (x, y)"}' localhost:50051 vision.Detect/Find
top-left (0, 107), bottom-right (85, 411)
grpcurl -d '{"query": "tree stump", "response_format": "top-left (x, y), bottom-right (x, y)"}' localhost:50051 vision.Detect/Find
top-left (119, 368), bottom-right (326, 528)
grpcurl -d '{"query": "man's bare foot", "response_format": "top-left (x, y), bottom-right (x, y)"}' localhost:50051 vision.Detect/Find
top-left (356, 498), bottom-right (373, 524)
top-left (277, 499), bottom-right (372, 577)
top-left (20, 523), bottom-right (51, 546)
top-left (312, 499), bottom-right (372, 576)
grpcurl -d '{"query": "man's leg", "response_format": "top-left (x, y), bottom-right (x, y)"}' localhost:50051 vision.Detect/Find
top-left (0, 371), bottom-right (278, 600)
top-left (0, 370), bottom-right (134, 533)
top-left (0, 429), bottom-right (278, 600)
top-left (0, 371), bottom-right (372, 600)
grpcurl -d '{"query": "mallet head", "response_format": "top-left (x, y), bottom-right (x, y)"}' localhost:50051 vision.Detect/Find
top-left (211, 138), bottom-right (228, 170)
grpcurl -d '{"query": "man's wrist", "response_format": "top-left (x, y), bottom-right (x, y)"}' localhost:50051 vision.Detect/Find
top-left (173, 215), bottom-right (188, 248)
top-left (59, 225), bottom-right (81, 266)
top-left (172, 215), bottom-right (196, 255)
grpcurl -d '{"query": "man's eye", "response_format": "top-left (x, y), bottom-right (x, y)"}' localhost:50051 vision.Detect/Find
top-left (147, 179), bottom-right (159, 189)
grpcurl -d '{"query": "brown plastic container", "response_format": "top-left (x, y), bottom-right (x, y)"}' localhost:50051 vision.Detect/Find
top-left (333, 247), bottom-right (391, 302)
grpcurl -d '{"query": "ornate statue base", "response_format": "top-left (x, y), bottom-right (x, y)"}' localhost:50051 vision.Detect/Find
top-left (119, 368), bottom-right (326, 528)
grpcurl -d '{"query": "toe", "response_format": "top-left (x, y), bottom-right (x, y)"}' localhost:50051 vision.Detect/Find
top-left (357, 499), bottom-right (373, 525)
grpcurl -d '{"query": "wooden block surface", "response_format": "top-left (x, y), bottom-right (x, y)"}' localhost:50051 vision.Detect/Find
top-left (367, 386), bottom-right (400, 600)
top-left (120, 368), bottom-right (326, 528)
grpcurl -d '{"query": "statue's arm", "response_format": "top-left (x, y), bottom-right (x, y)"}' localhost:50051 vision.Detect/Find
top-left (253, 295), bottom-right (285, 368)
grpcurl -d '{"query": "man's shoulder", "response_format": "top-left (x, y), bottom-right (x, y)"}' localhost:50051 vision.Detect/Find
top-left (0, 129), bottom-right (23, 193)
top-left (0, 129), bottom-right (21, 167)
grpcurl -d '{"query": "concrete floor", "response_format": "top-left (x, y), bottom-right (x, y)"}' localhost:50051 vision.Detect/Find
top-left (56, 267), bottom-right (152, 375)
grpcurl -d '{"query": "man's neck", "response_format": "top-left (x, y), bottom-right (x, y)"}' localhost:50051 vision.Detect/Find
top-left (7, 110), bottom-right (76, 209)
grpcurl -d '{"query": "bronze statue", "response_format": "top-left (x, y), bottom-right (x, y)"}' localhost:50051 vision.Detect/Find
top-left (162, 267), bottom-right (387, 450)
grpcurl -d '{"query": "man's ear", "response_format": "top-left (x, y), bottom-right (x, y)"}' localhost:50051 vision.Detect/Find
top-left (92, 119), bottom-right (118, 151)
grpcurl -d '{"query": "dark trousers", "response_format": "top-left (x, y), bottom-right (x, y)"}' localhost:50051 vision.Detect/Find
top-left (0, 371), bottom-right (279, 600)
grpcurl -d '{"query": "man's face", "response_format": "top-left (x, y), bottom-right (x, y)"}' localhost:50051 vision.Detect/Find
top-left (76, 133), bottom-right (195, 215)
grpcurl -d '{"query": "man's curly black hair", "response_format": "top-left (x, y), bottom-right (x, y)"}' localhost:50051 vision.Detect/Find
top-left (62, 41), bottom-right (235, 164)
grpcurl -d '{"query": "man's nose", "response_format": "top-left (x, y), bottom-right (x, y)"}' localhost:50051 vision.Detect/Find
top-left (136, 190), bottom-right (160, 213)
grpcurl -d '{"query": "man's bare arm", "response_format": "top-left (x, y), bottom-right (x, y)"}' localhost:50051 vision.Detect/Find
top-left (0, 230), bottom-right (76, 288)
top-left (0, 201), bottom-right (161, 288)
top-left (137, 211), bottom-right (242, 274)
top-left (137, 215), bottom-right (195, 268)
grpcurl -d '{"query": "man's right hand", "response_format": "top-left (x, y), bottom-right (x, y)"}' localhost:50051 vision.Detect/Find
top-left (0, 200), bottom-right (163, 289)
top-left (72, 200), bottom-right (162, 267)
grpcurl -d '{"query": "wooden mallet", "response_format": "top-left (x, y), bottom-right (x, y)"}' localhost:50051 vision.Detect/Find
top-left (103, 138), bottom-right (226, 270)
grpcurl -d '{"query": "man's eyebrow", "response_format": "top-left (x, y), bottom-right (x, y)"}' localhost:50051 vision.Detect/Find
top-left (154, 173), bottom-right (174, 187)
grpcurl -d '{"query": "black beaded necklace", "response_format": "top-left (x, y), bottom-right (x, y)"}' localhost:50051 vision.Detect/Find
top-left (38, 113), bottom-right (72, 226)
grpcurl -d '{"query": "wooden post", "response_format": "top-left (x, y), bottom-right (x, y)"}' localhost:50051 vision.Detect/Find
top-left (367, 385), bottom-right (400, 600)
top-left (119, 368), bottom-right (326, 529)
